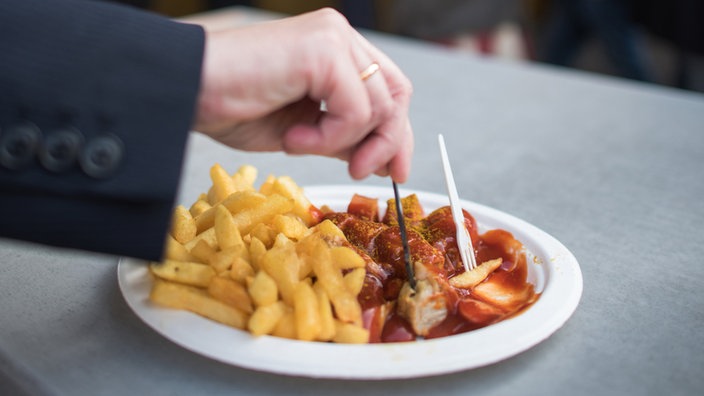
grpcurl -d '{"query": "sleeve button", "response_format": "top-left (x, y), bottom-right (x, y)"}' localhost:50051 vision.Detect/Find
top-left (39, 127), bottom-right (84, 172)
top-left (0, 122), bottom-right (41, 170)
top-left (79, 133), bottom-right (124, 178)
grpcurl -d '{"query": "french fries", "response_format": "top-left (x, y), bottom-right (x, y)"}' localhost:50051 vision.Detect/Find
top-left (150, 280), bottom-right (248, 329)
top-left (207, 276), bottom-right (253, 314)
top-left (248, 301), bottom-right (287, 336)
top-left (248, 270), bottom-right (279, 307)
top-left (163, 234), bottom-right (195, 262)
top-left (293, 282), bottom-right (321, 341)
top-left (149, 164), bottom-right (368, 344)
top-left (170, 205), bottom-right (196, 244)
top-left (306, 236), bottom-right (362, 326)
top-left (149, 260), bottom-right (215, 287)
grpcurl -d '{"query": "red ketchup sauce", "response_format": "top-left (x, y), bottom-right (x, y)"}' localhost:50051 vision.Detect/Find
top-left (323, 194), bottom-right (539, 343)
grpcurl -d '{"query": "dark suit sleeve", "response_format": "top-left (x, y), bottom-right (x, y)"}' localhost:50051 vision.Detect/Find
top-left (0, 0), bottom-right (205, 260)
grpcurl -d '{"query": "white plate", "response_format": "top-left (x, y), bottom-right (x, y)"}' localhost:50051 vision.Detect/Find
top-left (118, 186), bottom-right (582, 379)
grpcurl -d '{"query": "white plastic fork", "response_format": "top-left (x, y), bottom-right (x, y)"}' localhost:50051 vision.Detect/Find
top-left (438, 134), bottom-right (477, 272)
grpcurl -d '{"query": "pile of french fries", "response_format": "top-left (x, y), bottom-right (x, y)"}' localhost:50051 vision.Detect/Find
top-left (149, 164), bottom-right (370, 343)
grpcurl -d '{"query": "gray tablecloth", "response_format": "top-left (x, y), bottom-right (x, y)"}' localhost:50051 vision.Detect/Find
top-left (2, 15), bottom-right (703, 396)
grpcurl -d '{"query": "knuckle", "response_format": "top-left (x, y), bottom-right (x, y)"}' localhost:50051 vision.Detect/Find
top-left (349, 104), bottom-right (373, 127)
top-left (316, 7), bottom-right (343, 20)
top-left (308, 8), bottom-right (352, 47)
top-left (373, 96), bottom-right (395, 121)
top-left (395, 75), bottom-right (414, 98)
top-left (315, 7), bottom-right (350, 27)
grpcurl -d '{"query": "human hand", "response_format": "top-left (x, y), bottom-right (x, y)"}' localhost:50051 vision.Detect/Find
top-left (193, 8), bottom-right (414, 182)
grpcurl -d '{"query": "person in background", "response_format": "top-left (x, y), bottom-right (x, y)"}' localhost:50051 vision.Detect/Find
top-left (539, 0), bottom-right (653, 81)
top-left (0, 0), bottom-right (413, 260)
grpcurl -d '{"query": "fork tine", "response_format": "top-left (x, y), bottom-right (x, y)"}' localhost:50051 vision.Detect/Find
top-left (457, 222), bottom-right (477, 270)
top-left (438, 134), bottom-right (478, 272)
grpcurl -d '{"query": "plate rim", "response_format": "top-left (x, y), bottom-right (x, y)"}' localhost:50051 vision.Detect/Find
top-left (117, 185), bottom-right (582, 379)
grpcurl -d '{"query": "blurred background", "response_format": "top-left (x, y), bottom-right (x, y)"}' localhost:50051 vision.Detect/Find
top-left (117, 0), bottom-right (704, 92)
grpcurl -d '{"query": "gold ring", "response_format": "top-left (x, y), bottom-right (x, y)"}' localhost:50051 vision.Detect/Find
top-left (359, 62), bottom-right (380, 81)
